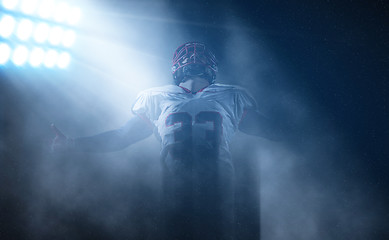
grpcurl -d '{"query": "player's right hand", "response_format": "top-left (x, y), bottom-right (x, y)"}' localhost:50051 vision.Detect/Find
top-left (50, 124), bottom-right (73, 152)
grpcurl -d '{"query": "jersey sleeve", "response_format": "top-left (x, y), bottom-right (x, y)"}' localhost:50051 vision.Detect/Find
top-left (234, 88), bottom-right (257, 125)
top-left (131, 90), bottom-right (160, 127)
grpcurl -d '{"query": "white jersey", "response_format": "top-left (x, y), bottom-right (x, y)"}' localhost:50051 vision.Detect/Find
top-left (132, 83), bottom-right (256, 172)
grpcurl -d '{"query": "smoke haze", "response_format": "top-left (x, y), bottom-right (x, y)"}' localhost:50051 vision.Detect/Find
top-left (1, 0), bottom-right (387, 239)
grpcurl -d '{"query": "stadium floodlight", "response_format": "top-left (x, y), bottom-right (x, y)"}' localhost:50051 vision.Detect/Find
top-left (2, 0), bottom-right (19, 10)
top-left (12, 45), bottom-right (29, 66)
top-left (57, 52), bottom-right (70, 68)
top-left (33, 23), bottom-right (50, 43)
top-left (1, 0), bottom-right (80, 69)
top-left (48, 26), bottom-right (64, 45)
top-left (29, 47), bottom-right (45, 67)
top-left (53, 2), bottom-right (69, 23)
top-left (44, 49), bottom-right (58, 68)
top-left (16, 19), bottom-right (34, 41)
top-left (0, 43), bottom-right (12, 64)
top-left (67, 7), bottom-right (81, 25)
top-left (0, 15), bottom-right (16, 38)
top-left (62, 30), bottom-right (75, 47)
top-left (37, 0), bottom-right (55, 19)
top-left (20, 0), bottom-right (39, 15)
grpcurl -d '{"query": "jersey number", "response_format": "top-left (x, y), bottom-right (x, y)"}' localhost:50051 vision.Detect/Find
top-left (166, 111), bottom-right (222, 147)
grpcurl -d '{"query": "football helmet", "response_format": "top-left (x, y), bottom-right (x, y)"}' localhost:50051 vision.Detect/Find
top-left (172, 42), bottom-right (218, 85)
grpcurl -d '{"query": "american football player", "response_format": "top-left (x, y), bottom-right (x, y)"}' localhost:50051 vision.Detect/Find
top-left (51, 42), bottom-right (284, 240)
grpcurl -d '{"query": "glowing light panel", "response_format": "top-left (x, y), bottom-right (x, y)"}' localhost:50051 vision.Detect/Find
top-left (53, 2), bottom-right (69, 23)
top-left (0, 43), bottom-right (12, 64)
top-left (0, 15), bottom-right (16, 38)
top-left (2, 0), bottom-right (19, 10)
top-left (12, 45), bottom-right (29, 66)
top-left (29, 47), bottom-right (45, 67)
top-left (33, 23), bottom-right (50, 43)
top-left (48, 26), bottom-right (64, 45)
top-left (62, 30), bottom-right (75, 47)
top-left (20, 0), bottom-right (39, 14)
top-left (67, 7), bottom-right (81, 25)
top-left (44, 49), bottom-right (58, 68)
top-left (37, 0), bottom-right (55, 19)
top-left (16, 19), bottom-right (34, 41)
top-left (57, 52), bottom-right (70, 68)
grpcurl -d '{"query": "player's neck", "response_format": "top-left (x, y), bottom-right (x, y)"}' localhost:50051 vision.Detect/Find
top-left (179, 77), bottom-right (210, 93)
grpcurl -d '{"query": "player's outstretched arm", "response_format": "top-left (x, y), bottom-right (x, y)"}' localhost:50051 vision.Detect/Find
top-left (238, 109), bottom-right (285, 141)
top-left (51, 115), bottom-right (153, 152)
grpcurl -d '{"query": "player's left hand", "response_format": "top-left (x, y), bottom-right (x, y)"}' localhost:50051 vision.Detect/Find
top-left (50, 124), bottom-right (73, 152)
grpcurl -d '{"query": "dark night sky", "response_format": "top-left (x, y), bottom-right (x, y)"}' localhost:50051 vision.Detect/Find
top-left (1, 0), bottom-right (388, 239)
top-left (229, 0), bottom-right (389, 181)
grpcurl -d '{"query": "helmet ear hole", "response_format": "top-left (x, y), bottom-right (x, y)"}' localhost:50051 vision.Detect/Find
top-left (205, 67), bottom-right (216, 84)
top-left (173, 68), bottom-right (184, 85)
